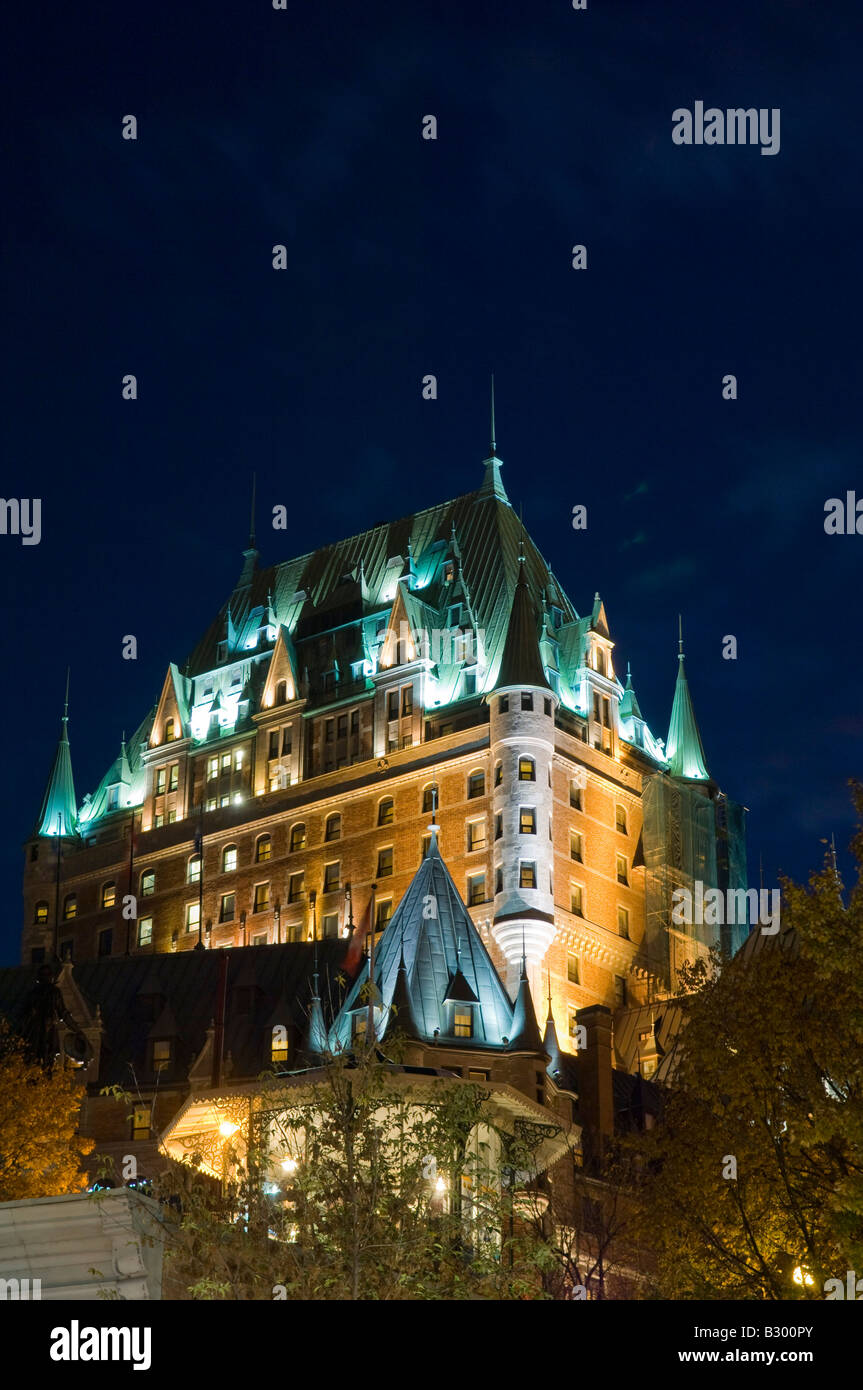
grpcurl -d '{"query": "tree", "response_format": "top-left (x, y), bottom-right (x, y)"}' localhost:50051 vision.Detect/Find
top-left (636, 789), bottom-right (863, 1299)
top-left (0, 1022), bottom-right (94, 1201)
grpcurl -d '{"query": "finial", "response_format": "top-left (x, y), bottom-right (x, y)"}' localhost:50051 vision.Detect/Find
top-left (249, 472), bottom-right (257, 550)
top-left (678, 613), bottom-right (684, 659)
top-left (546, 965), bottom-right (552, 1011)
top-left (489, 373), bottom-right (496, 457)
top-left (63, 668), bottom-right (70, 724)
top-left (521, 923), bottom-right (527, 976)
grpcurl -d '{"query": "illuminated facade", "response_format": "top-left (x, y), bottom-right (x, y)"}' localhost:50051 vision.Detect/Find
top-left (23, 434), bottom-right (748, 1064)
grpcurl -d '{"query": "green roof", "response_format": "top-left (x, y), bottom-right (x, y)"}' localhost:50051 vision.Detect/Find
top-left (35, 713), bottom-right (77, 837)
top-left (666, 649), bottom-right (710, 781)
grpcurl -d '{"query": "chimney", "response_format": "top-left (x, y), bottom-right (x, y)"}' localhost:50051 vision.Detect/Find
top-left (575, 1004), bottom-right (614, 1170)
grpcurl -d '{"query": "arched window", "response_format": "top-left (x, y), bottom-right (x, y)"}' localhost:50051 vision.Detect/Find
top-left (63, 893), bottom-right (77, 921)
top-left (34, 900), bottom-right (49, 924)
top-left (101, 881), bottom-right (116, 909)
top-left (290, 823), bottom-right (306, 853)
top-left (494, 762), bottom-right (502, 787)
top-left (467, 770), bottom-right (485, 799)
top-left (325, 813), bottom-right (341, 842)
top-left (422, 785), bottom-right (437, 815)
top-left (255, 834), bottom-right (272, 863)
top-left (222, 844), bottom-right (238, 873)
top-left (187, 855), bottom-right (202, 884)
top-left (276, 680), bottom-right (287, 705)
top-left (140, 869), bottom-right (155, 896)
top-left (518, 756), bottom-right (536, 782)
top-left (378, 797), bottom-right (394, 826)
top-left (165, 717), bottom-right (176, 741)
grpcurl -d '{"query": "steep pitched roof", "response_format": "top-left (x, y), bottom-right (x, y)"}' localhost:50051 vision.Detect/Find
top-left (508, 961), bottom-right (544, 1053)
top-left (35, 707), bottom-right (77, 838)
top-left (666, 636), bottom-right (710, 781)
top-left (330, 830), bottom-right (516, 1050)
top-left (495, 563), bottom-right (551, 692)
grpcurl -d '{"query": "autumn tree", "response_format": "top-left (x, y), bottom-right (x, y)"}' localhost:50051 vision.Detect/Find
top-left (636, 789), bottom-right (863, 1299)
top-left (0, 1022), bottom-right (94, 1201)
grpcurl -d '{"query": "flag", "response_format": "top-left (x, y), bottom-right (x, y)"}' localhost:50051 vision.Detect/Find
top-left (344, 894), bottom-right (369, 975)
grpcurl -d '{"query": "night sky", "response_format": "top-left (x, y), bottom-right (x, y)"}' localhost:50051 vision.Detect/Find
top-left (2, 0), bottom-right (861, 964)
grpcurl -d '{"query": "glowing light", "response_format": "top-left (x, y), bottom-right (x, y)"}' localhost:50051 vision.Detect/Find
top-left (234, 793), bottom-right (243, 804)
top-left (435, 1175), bottom-right (446, 1193)
top-left (219, 1121), bottom-right (240, 1139)
top-left (281, 1157), bottom-right (298, 1175)
top-left (792, 1266), bottom-right (814, 1287)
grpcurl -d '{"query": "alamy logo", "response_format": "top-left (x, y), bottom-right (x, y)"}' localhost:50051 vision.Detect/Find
top-left (672, 102), bottom-right (780, 156)
top-left (671, 883), bottom-right (780, 935)
top-left (50, 1321), bottom-right (151, 1371)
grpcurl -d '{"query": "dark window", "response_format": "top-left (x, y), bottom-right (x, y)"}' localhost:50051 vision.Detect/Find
top-left (494, 813), bottom-right (502, 841)
top-left (377, 847), bottom-right (393, 877)
top-left (282, 726), bottom-right (292, 756)
top-left (614, 975), bottom-right (627, 1008)
top-left (499, 695), bottom-right (509, 714)
top-left (495, 867), bottom-right (502, 894)
top-left (337, 714), bottom-right (348, 739)
top-left (350, 709), bottom-right (359, 735)
top-left (567, 954), bottom-right (580, 984)
top-left (323, 862), bottom-right (340, 894)
top-left (59, 939), bottom-right (73, 961)
top-left (570, 782), bottom-right (583, 810)
top-left (467, 873), bottom-right (485, 906)
top-left (570, 885), bottom-right (584, 917)
top-left (322, 912), bottom-right (339, 938)
top-left (467, 770), bottom-right (485, 799)
top-left (422, 786), bottom-right (436, 815)
top-left (325, 719), bottom-right (334, 743)
top-left (387, 690), bottom-right (399, 721)
top-left (325, 814), bottom-right (341, 842)
top-left (402, 686), bottom-right (413, 717)
top-left (544, 698), bottom-right (552, 716)
top-left (269, 730), bottom-right (279, 759)
top-left (616, 854), bottom-right (629, 886)
top-left (31, 947), bottom-right (46, 964)
top-left (521, 692), bottom-right (533, 712)
top-left (616, 804), bottom-right (628, 834)
top-left (220, 893), bottom-right (235, 923)
top-left (98, 928), bottom-right (113, 957)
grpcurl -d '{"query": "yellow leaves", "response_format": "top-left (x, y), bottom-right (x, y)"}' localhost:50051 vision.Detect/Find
top-left (0, 1033), bottom-right (94, 1202)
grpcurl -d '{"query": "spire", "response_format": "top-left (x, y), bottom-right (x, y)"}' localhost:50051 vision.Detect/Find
top-left (542, 968), bottom-right (562, 1074)
top-left (666, 617), bottom-right (710, 780)
top-left (35, 673), bottom-right (77, 837)
top-left (619, 662), bottom-right (643, 722)
top-left (496, 558), bottom-right (550, 691)
top-left (304, 937), bottom-right (329, 1059)
top-left (479, 375), bottom-right (509, 501)
top-left (489, 373), bottom-right (496, 458)
top-left (508, 956), bottom-right (544, 1053)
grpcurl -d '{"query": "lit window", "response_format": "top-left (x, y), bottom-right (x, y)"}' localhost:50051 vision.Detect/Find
top-left (467, 770), bottom-right (485, 799)
top-left (256, 834), bottom-right (272, 863)
top-left (402, 686), bottom-right (413, 717)
top-left (207, 756), bottom-right (218, 780)
top-left (323, 862), bottom-right (340, 894)
top-left (169, 764), bottom-right (178, 792)
top-left (288, 872), bottom-right (304, 903)
top-left (221, 753), bottom-right (231, 773)
top-left (168, 809), bottom-right (177, 824)
top-left (63, 893), bottom-right (77, 920)
top-left (34, 900), bottom-right (49, 924)
top-left (454, 1009), bottom-right (472, 1038)
top-left (139, 869), bottom-right (155, 897)
top-left (520, 807), bottom-right (536, 835)
top-left (254, 883), bottom-right (270, 913)
top-left (154, 814), bottom-right (164, 828)
top-left (164, 718), bottom-right (176, 741)
top-left (616, 854), bottom-right (629, 886)
top-left (219, 893), bottom-right (235, 923)
top-left (156, 768), bottom-right (167, 795)
top-left (378, 798), bottom-right (394, 826)
top-left (222, 845), bottom-right (237, 873)
top-left (518, 757), bottom-right (535, 782)
top-left (325, 814), bottom-right (341, 842)
top-left (187, 856), bottom-right (201, 884)
top-left (219, 796), bottom-right (229, 809)
top-left (137, 917), bottom-right (153, 947)
top-left (570, 781), bottom-right (583, 810)
top-left (375, 898), bottom-right (393, 927)
top-left (132, 1105), bottom-right (151, 1141)
top-left (570, 885), bottom-right (584, 917)
top-left (616, 804), bottom-right (628, 834)
top-left (153, 1039), bottom-right (172, 1072)
top-left (376, 847), bottom-right (393, 878)
top-left (467, 873), bottom-right (485, 906)
top-left (618, 906), bottom-right (630, 940)
top-left (101, 882), bottom-right (116, 909)
top-left (519, 862), bottom-right (536, 889)
top-left (186, 902), bottom-right (200, 932)
top-left (467, 820), bottom-right (486, 851)
top-left (290, 824), bottom-right (306, 852)
top-left (567, 953), bottom-right (580, 984)
top-left (271, 1030), bottom-right (289, 1064)
top-left (570, 831), bottom-right (582, 862)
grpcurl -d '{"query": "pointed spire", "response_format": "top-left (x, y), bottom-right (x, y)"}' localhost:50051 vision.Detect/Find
top-left (479, 375), bottom-right (509, 501)
top-left (35, 674), bottom-right (77, 837)
top-left (508, 957), bottom-right (543, 1053)
top-left (304, 935), bottom-right (329, 1059)
top-left (496, 554), bottom-right (550, 691)
top-left (666, 617), bottom-right (710, 780)
top-left (542, 968), bottom-right (562, 1074)
top-left (619, 662), bottom-right (643, 722)
top-left (489, 373), bottom-right (496, 457)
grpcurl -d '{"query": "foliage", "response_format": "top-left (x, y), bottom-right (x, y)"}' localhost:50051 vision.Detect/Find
top-left (0, 1021), bottom-right (94, 1201)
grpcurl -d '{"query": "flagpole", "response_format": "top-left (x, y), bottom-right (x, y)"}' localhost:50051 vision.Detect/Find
top-left (367, 881), bottom-right (377, 1046)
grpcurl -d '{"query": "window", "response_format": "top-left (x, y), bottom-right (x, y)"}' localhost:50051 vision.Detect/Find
top-left (322, 912), bottom-right (339, 938)
top-left (521, 692), bottom-right (533, 712)
top-left (570, 885), bottom-right (584, 917)
top-left (494, 762), bottom-right (502, 787)
top-left (269, 730), bottom-right (279, 759)
top-left (63, 893), bottom-right (77, 921)
top-left (155, 768), bottom-right (167, 795)
top-left (495, 866), bottom-right (503, 894)
top-left (567, 953), bottom-right (580, 985)
top-left (325, 719), bottom-right (334, 743)
top-left (616, 854), bottom-right (629, 886)
top-left (222, 845), bottom-right (237, 873)
top-left (323, 862), bottom-right (340, 894)
top-left (132, 1105), bottom-right (151, 1141)
top-left (614, 975), bottom-right (627, 1008)
top-left (139, 869), bottom-right (155, 897)
top-left (570, 781), bottom-right (583, 810)
top-left (378, 797), bottom-right (394, 826)
top-left (544, 698), bottom-right (552, 716)
top-left (467, 872), bottom-right (486, 906)
top-left (253, 933), bottom-right (267, 946)
top-left (219, 893), bottom-right (235, 923)
top-left (520, 807), bottom-right (536, 835)
top-left (420, 833), bottom-right (431, 860)
top-left (494, 813), bottom-right (502, 841)
top-left (137, 917), bottom-right (153, 947)
top-left (207, 798), bottom-right (217, 811)
top-left (467, 820), bottom-right (486, 851)
top-left (34, 900), bottom-right (49, 924)
top-left (616, 804), bottom-right (628, 834)
top-left (59, 939), bottom-right (73, 961)
top-left (350, 709), bottom-right (359, 735)
top-left (272, 1029), bottom-right (289, 1064)
top-left (101, 881), bottom-right (116, 909)
top-left (290, 824), bottom-right (306, 853)
top-left (221, 753), bottom-right (231, 773)
top-left (352, 1012), bottom-right (367, 1041)
top-left (282, 726), bottom-right (292, 756)
top-left (618, 906), bottom-right (630, 940)
top-left (519, 861), bottom-right (536, 889)
top-left (153, 1039), bottom-right (172, 1072)
top-left (288, 872), bottom-right (304, 904)
top-left (107, 785), bottom-right (119, 811)
top-left (167, 809), bottom-right (177, 824)
top-left (325, 813), bottom-right (341, 842)
top-left (468, 1069), bottom-right (489, 1082)
top-left (187, 855), bottom-right (201, 884)
top-left (256, 834), bottom-right (272, 863)
top-left (462, 670), bottom-right (476, 697)
top-left (518, 756), bottom-right (535, 782)
top-left (207, 755), bottom-right (219, 779)
top-left (169, 763), bottom-right (178, 792)
top-left (387, 690), bottom-right (399, 721)
top-left (336, 713), bottom-right (348, 739)
top-left (219, 796), bottom-right (230, 809)
top-left (253, 883), bottom-right (270, 913)
top-left (376, 898), bottom-right (393, 927)
top-left (186, 902), bottom-right (200, 933)
top-left (467, 770), bottom-right (485, 799)
top-left (499, 695), bottom-right (509, 714)
top-left (422, 786), bottom-right (436, 815)
top-left (402, 686), bottom-right (413, 717)
top-left (98, 928), bottom-right (113, 957)
top-left (165, 718), bottom-right (176, 742)
top-left (570, 831), bottom-right (583, 862)
top-left (376, 847), bottom-right (394, 878)
top-left (454, 1008), bottom-right (472, 1039)
top-left (276, 680), bottom-right (287, 705)
top-left (154, 813), bottom-right (164, 828)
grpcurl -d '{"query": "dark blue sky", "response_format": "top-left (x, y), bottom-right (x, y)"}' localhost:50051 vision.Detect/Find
top-left (2, 0), bottom-right (861, 963)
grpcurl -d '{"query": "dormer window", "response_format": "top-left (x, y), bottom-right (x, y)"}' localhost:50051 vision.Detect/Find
top-left (152, 1039), bottom-right (172, 1073)
top-left (453, 1008), bottom-right (472, 1039)
top-left (594, 646), bottom-right (606, 676)
top-left (107, 785), bottom-right (119, 811)
top-left (165, 718), bottom-right (176, 742)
